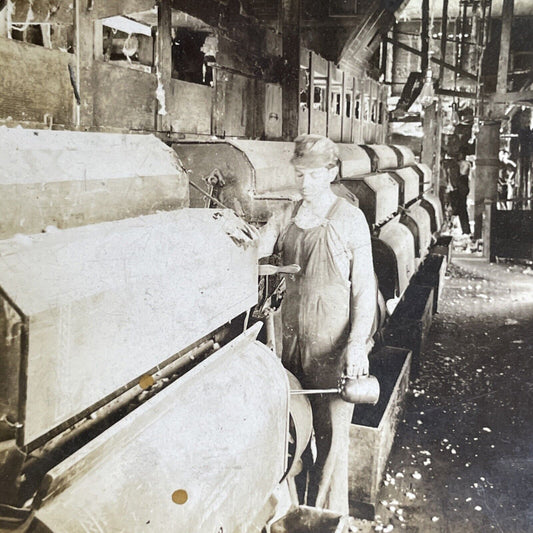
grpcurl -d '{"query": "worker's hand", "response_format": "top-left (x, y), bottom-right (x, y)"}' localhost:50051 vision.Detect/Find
top-left (343, 342), bottom-right (369, 378)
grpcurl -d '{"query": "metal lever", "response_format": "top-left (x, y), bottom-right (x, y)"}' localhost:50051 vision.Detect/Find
top-left (258, 264), bottom-right (301, 276)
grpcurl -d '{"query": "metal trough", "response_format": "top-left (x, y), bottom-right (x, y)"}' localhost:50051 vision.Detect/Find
top-left (348, 346), bottom-right (412, 516)
top-left (383, 284), bottom-right (434, 376)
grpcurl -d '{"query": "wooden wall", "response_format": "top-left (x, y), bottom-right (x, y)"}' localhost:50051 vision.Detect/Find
top-left (301, 51), bottom-right (387, 144)
top-left (1, 0), bottom-right (389, 144)
top-left (0, 38), bottom-right (73, 125)
top-left (93, 63), bottom-right (157, 130)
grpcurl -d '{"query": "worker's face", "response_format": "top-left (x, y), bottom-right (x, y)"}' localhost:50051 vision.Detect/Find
top-left (294, 165), bottom-right (337, 201)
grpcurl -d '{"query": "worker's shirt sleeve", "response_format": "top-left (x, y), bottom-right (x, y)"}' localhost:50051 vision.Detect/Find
top-left (257, 204), bottom-right (292, 258)
top-left (343, 206), bottom-right (377, 348)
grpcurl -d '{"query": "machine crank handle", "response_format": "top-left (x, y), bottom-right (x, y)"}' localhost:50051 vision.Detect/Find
top-left (258, 264), bottom-right (301, 276)
top-left (290, 375), bottom-right (380, 405)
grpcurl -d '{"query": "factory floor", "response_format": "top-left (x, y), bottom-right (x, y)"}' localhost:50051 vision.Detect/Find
top-left (352, 254), bottom-right (533, 533)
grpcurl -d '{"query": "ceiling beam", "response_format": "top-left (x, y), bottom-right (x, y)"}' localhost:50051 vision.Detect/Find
top-left (384, 35), bottom-right (478, 81)
top-left (491, 90), bottom-right (533, 103)
top-left (436, 88), bottom-right (478, 99)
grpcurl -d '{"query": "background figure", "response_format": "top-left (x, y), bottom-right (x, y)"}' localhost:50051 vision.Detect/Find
top-left (498, 149), bottom-right (517, 210)
top-left (456, 153), bottom-right (471, 235)
top-left (443, 153), bottom-right (470, 235)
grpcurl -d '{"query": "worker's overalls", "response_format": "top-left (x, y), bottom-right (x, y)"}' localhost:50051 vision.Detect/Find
top-left (278, 198), bottom-right (354, 514)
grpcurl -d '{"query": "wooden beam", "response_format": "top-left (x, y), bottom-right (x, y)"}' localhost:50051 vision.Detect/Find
top-left (76, 0), bottom-right (95, 128)
top-left (384, 35), bottom-right (477, 81)
top-left (308, 51), bottom-right (314, 135)
top-left (421, 0), bottom-right (429, 72)
top-left (491, 90), bottom-right (533, 103)
top-left (326, 61), bottom-right (332, 137)
top-left (459, 0), bottom-right (468, 70)
top-left (439, 0), bottom-right (449, 85)
top-left (436, 88), bottom-right (478, 99)
top-left (351, 76), bottom-right (357, 142)
top-left (341, 71), bottom-right (346, 141)
top-left (281, 0), bottom-right (300, 140)
top-left (156, 0), bottom-right (172, 131)
top-left (496, 0), bottom-right (514, 95)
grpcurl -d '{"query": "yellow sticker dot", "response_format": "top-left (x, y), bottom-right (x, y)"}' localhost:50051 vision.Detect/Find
top-left (172, 490), bottom-right (188, 504)
top-left (139, 374), bottom-right (155, 390)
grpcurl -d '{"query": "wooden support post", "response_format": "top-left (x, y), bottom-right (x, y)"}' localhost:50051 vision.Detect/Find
top-left (308, 51), bottom-right (314, 135)
top-left (421, 0), bottom-right (429, 73)
top-left (439, 0), bottom-right (449, 85)
top-left (75, 0), bottom-right (95, 128)
top-left (421, 102), bottom-right (441, 193)
top-left (474, 122), bottom-right (500, 240)
top-left (386, 31), bottom-right (394, 86)
top-left (496, 0), bottom-right (514, 95)
top-left (459, 0), bottom-right (468, 71)
top-left (341, 71), bottom-right (346, 142)
top-left (93, 19), bottom-right (103, 61)
top-left (351, 76), bottom-right (357, 143)
top-left (380, 38), bottom-right (387, 81)
top-left (281, 0), bottom-right (300, 141)
top-left (156, 0), bottom-right (172, 132)
top-left (326, 61), bottom-right (332, 137)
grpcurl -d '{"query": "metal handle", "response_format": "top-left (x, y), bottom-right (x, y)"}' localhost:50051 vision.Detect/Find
top-left (258, 264), bottom-right (301, 276)
top-left (290, 388), bottom-right (338, 395)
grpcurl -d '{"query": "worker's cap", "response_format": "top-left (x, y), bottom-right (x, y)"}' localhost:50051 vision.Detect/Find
top-left (291, 134), bottom-right (339, 169)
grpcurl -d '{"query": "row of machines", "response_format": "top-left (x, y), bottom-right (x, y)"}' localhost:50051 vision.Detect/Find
top-left (0, 128), bottom-right (302, 532)
top-left (172, 140), bottom-right (444, 329)
top-left (0, 129), bottom-right (445, 531)
top-left (172, 139), bottom-right (448, 519)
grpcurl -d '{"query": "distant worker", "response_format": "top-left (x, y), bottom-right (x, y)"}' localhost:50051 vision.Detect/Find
top-left (498, 149), bottom-right (517, 210)
top-left (455, 152), bottom-right (471, 235)
top-left (259, 134), bottom-right (376, 514)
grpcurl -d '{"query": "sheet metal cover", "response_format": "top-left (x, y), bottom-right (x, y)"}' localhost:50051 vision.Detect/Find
top-left (392, 145), bottom-right (416, 166)
top-left (377, 221), bottom-right (416, 297)
top-left (360, 173), bottom-right (399, 225)
top-left (416, 163), bottom-right (433, 192)
top-left (394, 167), bottom-right (420, 205)
top-left (337, 144), bottom-right (372, 178)
top-left (365, 145), bottom-right (399, 170)
top-left (422, 192), bottom-right (444, 232)
top-left (33, 325), bottom-right (289, 533)
top-left (0, 128), bottom-right (188, 238)
top-left (406, 202), bottom-right (433, 257)
top-left (228, 140), bottom-right (299, 195)
top-left (0, 209), bottom-right (258, 446)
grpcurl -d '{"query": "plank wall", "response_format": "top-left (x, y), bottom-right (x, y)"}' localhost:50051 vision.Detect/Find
top-left (0, 38), bottom-right (73, 125)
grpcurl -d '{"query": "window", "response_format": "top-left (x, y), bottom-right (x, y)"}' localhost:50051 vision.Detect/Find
top-left (345, 93), bottom-right (352, 118)
top-left (354, 95), bottom-right (360, 119)
top-left (101, 17), bottom-right (154, 72)
top-left (331, 92), bottom-right (341, 115)
top-left (172, 30), bottom-right (216, 86)
top-left (314, 86), bottom-right (326, 112)
top-left (4, 2), bottom-right (73, 52)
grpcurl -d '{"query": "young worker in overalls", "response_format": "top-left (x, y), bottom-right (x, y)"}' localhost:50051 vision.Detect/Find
top-left (259, 134), bottom-right (376, 514)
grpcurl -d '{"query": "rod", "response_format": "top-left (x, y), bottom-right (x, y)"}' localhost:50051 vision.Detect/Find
top-left (188, 180), bottom-right (232, 210)
top-left (291, 389), bottom-right (338, 395)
